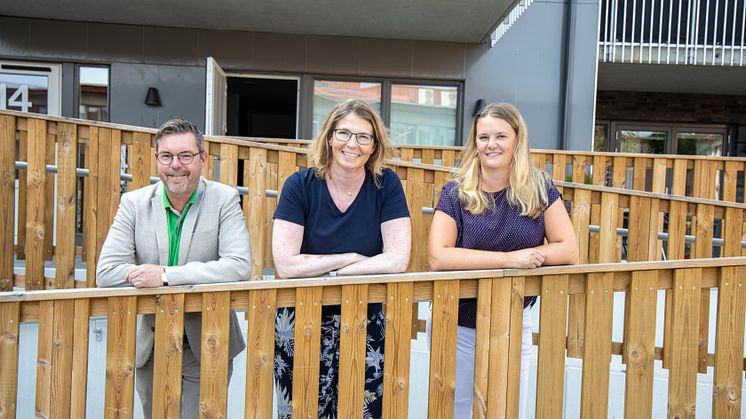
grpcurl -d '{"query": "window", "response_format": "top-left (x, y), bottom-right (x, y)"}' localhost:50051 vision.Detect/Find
top-left (78, 66), bottom-right (109, 121)
top-left (390, 84), bottom-right (458, 146)
top-left (312, 80), bottom-right (381, 137)
top-left (0, 60), bottom-right (61, 115)
top-left (609, 122), bottom-right (726, 156)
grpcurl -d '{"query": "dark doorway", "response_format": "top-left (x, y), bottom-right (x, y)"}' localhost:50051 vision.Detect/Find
top-left (226, 77), bottom-right (297, 138)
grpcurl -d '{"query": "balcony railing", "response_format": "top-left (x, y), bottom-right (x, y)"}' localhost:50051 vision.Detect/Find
top-left (599, 0), bottom-right (746, 65)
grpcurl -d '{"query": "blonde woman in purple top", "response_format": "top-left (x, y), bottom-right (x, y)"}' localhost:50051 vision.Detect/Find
top-left (428, 103), bottom-right (578, 418)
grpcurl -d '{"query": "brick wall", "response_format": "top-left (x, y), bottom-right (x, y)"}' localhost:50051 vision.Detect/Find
top-left (596, 90), bottom-right (746, 156)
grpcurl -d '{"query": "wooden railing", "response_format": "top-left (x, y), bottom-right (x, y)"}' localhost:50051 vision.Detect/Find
top-left (1, 257), bottom-right (744, 418)
top-left (2, 110), bottom-right (746, 293)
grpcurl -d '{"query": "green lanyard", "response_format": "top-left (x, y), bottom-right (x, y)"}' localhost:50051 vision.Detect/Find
top-left (163, 186), bottom-right (197, 266)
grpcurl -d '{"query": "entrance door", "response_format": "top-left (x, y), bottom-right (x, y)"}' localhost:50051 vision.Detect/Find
top-left (226, 75), bottom-right (298, 138)
top-left (0, 60), bottom-right (61, 115)
top-left (205, 57), bottom-right (227, 136)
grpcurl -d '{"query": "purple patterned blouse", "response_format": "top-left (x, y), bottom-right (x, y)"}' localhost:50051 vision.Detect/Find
top-left (435, 180), bottom-right (562, 328)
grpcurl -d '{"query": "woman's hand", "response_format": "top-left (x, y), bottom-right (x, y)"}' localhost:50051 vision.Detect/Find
top-left (505, 248), bottom-right (546, 269)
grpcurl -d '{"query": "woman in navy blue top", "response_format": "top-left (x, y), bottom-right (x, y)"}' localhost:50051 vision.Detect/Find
top-left (272, 99), bottom-right (411, 419)
top-left (428, 103), bottom-right (578, 419)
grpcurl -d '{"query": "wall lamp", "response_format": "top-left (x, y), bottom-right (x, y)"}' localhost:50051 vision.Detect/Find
top-left (473, 98), bottom-right (485, 116)
top-left (144, 87), bottom-right (162, 106)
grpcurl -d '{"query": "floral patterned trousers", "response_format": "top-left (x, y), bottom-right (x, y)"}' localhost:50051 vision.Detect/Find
top-left (274, 303), bottom-right (385, 419)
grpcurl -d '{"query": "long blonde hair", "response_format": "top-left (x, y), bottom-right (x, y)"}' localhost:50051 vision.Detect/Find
top-left (308, 99), bottom-right (397, 187)
top-left (454, 102), bottom-right (550, 218)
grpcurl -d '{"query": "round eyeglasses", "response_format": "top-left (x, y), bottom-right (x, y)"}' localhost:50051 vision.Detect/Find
top-left (333, 129), bottom-right (374, 145)
top-left (155, 152), bottom-right (200, 165)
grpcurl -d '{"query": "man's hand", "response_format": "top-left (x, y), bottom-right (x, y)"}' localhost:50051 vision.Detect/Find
top-left (125, 264), bottom-right (166, 288)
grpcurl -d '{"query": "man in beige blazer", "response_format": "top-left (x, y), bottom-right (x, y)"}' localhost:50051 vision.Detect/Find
top-left (96, 118), bottom-right (251, 418)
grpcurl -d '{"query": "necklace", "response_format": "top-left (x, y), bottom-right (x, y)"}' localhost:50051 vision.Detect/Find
top-left (327, 173), bottom-right (364, 198)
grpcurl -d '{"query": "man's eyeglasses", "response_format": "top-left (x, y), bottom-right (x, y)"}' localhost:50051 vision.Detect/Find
top-left (333, 129), bottom-right (374, 145)
top-left (155, 152), bottom-right (201, 165)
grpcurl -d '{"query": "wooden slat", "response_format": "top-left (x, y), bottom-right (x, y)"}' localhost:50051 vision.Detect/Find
top-left (70, 299), bottom-right (91, 418)
top-left (35, 301), bottom-right (54, 416)
top-left (16, 129), bottom-right (26, 261)
top-left (668, 268), bottom-right (702, 419)
top-left (722, 161), bottom-right (739, 202)
top-left (245, 289), bottom-right (276, 419)
top-left (382, 282), bottom-right (413, 419)
top-left (277, 151), bottom-right (297, 197)
top-left (441, 150), bottom-right (456, 167)
top-left (632, 157), bottom-right (649, 191)
top-left (407, 168), bottom-right (428, 272)
top-left (219, 143), bottom-right (238, 187)
top-left (83, 125), bottom-right (99, 281)
top-left (199, 292), bottom-right (231, 419)
top-left (338, 284), bottom-right (368, 418)
top-left (535, 274), bottom-right (569, 419)
top-left (25, 118), bottom-right (47, 290)
top-left (695, 203), bottom-right (714, 373)
top-left (505, 277), bottom-right (526, 419)
top-left (663, 199), bottom-right (688, 369)
top-left (0, 302), bottom-right (20, 418)
top-left (104, 296), bottom-right (138, 419)
top-left (44, 129), bottom-right (55, 260)
top-left (292, 286), bottom-right (323, 418)
top-left (55, 122), bottom-right (78, 289)
top-left (712, 266), bottom-right (746, 419)
top-left (264, 159), bottom-right (278, 270)
top-left (598, 192), bottom-right (618, 263)
top-left (693, 160), bottom-right (716, 200)
top-left (473, 278), bottom-right (493, 418)
top-left (723, 207), bottom-right (744, 257)
top-left (589, 156), bottom-right (605, 263)
top-left (624, 270), bottom-right (657, 419)
top-left (567, 189), bottom-right (591, 359)
top-left (130, 132), bottom-right (152, 190)
top-left (611, 156), bottom-right (626, 188)
top-left (427, 280), bottom-right (459, 418)
top-left (580, 272), bottom-right (613, 419)
top-left (201, 140), bottom-right (211, 179)
top-left (399, 148), bottom-right (414, 162)
top-left (572, 155), bottom-right (586, 183)
top-left (152, 294), bottom-right (185, 418)
top-left (485, 278), bottom-right (512, 418)
top-left (49, 300), bottom-right (75, 418)
top-left (246, 148), bottom-right (267, 280)
top-left (552, 154), bottom-right (567, 188)
top-left (0, 116), bottom-right (15, 291)
top-left (422, 148), bottom-right (435, 165)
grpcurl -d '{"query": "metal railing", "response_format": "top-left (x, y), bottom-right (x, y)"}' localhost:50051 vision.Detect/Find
top-left (599, 0), bottom-right (746, 65)
top-left (491, 0), bottom-right (536, 46)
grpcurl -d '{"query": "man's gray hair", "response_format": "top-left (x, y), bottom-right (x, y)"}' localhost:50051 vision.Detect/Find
top-left (155, 118), bottom-right (205, 152)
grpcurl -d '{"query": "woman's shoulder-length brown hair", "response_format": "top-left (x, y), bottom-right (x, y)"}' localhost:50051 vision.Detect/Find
top-left (308, 98), bottom-right (397, 187)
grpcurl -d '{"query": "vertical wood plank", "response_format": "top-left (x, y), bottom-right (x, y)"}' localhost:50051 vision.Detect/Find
top-left (382, 282), bottom-right (413, 419)
top-left (25, 118), bottom-right (47, 289)
top-left (667, 201), bottom-right (687, 260)
top-left (422, 148), bottom-right (435, 165)
top-left (611, 156), bottom-right (627, 188)
top-left (55, 122), bottom-right (78, 289)
top-left (199, 292), bottom-right (231, 419)
top-left (406, 168), bottom-right (427, 272)
top-left (200, 140), bottom-right (211, 179)
top-left (695, 203), bottom-right (714, 373)
top-left (505, 277), bottom-right (526, 419)
top-left (485, 278), bottom-right (512, 418)
top-left (441, 150), bottom-right (456, 167)
top-left (693, 160), bottom-right (716, 200)
top-left (535, 274), bottom-right (569, 419)
top-left (0, 116), bottom-right (15, 291)
top-left (722, 208), bottom-right (744, 257)
top-left (130, 132), bottom-right (152, 190)
top-left (589, 156), bottom-right (607, 263)
top-left (473, 278), bottom-right (493, 419)
top-left (152, 294), bottom-right (185, 419)
top-left (598, 192), bottom-right (619, 263)
top-left (219, 143), bottom-right (238, 187)
top-left (624, 270), bottom-right (658, 419)
top-left (245, 289), bottom-right (276, 419)
top-left (667, 268), bottom-right (702, 419)
top-left (292, 287), bottom-right (323, 418)
top-left (712, 266), bottom-right (746, 419)
top-left (338, 284), bottom-right (368, 418)
top-left (264, 159), bottom-right (278, 270)
top-left (104, 296), bottom-right (138, 419)
top-left (722, 161), bottom-right (739, 202)
top-left (428, 280), bottom-right (459, 419)
top-left (579, 273), bottom-right (614, 419)
top-left (632, 157), bottom-right (649, 191)
top-left (84, 126), bottom-right (99, 286)
top-left (246, 148), bottom-right (267, 280)
top-left (48, 300), bottom-right (75, 419)
top-left (44, 129), bottom-right (55, 261)
top-left (399, 148), bottom-right (414, 162)
top-left (671, 159), bottom-right (687, 196)
top-left (70, 299), bottom-right (91, 418)
top-left (277, 151), bottom-right (296, 196)
top-left (0, 302), bottom-right (20, 418)
top-left (572, 155), bottom-right (586, 183)
top-left (567, 189), bottom-right (590, 359)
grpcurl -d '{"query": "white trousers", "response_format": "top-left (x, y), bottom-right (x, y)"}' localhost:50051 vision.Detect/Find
top-left (453, 306), bottom-right (534, 419)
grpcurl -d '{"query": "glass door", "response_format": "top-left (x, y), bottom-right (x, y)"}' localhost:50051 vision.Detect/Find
top-left (0, 60), bottom-right (61, 116)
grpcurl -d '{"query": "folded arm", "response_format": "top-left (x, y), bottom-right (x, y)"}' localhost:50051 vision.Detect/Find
top-left (337, 217), bottom-right (411, 275)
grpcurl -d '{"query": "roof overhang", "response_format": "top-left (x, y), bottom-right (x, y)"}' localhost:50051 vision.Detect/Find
top-left (1, 0), bottom-right (518, 43)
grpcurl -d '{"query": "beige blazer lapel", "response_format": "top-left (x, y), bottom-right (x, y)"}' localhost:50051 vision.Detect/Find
top-left (177, 178), bottom-right (206, 265)
top-left (152, 184), bottom-right (170, 265)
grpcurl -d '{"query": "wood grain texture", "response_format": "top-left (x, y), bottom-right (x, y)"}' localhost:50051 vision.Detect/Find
top-left (104, 296), bottom-right (138, 419)
top-left (338, 284), bottom-right (368, 418)
top-left (712, 266), bottom-right (746, 419)
top-left (152, 294), bottom-right (185, 419)
top-left (472, 278), bottom-right (493, 419)
top-left (219, 143), bottom-right (238, 187)
top-left (535, 274), bottom-right (569, 419)
top-left (567, 188), bottom-right (591, 359)
top-left (198, 292), bottom-right (231, 419)
top-left (70, 299), bottom-right (91, 418)
top-left (25, 118), bottom-right (47, 289)
top-left (35, 301), bottom-right (54, 417)
top-left (505, 277), bottom-right (526, 419)
top-left (428, 280), bottom-right (459, 419)
top-left (382, 282), bottom-right (413, 419)
top-left (406, 168), bottom-right (428, 272)
top-left (84, 126), bottom-right (99, 285)
top-left (580, 273), bottom-right (613, 419)
top-left (0, 302), bottom-right (20, 418)
top-left (624, 270), bottom-right (657, 419)
top-left (485, 278), bottom-right (512, 418)
top-left (44, 130), bottom-right (55, 260)
top-left (0, 116), bottom-right (15, 291)
top-left (667, 268), bottom-right (702, 419)
top-left (246, 148), bottom-right (267, 280)
top-left (55, 122), bottom-right (78, 289)
top-left (292, 286), bottom-right (323, 418)
top-left (245, 289), bottom-right (276, 419)
top-left (130, 132), bottom-right (152, 190)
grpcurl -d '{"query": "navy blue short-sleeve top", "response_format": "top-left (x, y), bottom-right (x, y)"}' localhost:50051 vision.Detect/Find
top-left (273, 167), bottom-right (410, 256)
top-left (435, 179), bottom-right (562, 328)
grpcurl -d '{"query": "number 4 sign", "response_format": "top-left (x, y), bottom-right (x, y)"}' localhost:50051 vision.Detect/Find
top-left (0, 84), bottom-right (33, 112)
